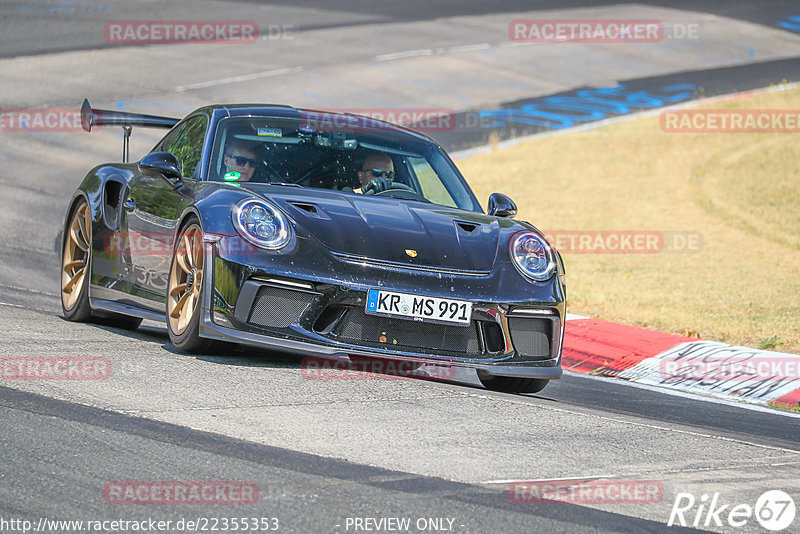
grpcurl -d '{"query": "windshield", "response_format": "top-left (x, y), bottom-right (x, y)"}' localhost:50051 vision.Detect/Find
top-left (207, 116), bottom-right (481, 212)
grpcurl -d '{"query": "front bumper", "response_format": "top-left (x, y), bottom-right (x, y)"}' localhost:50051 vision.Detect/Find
top-left (199, 236), bottom-right (565, 380)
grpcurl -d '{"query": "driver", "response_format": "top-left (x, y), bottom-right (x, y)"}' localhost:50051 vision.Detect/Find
top-left (222, 140), bottom-right (258, 182)
top-left (356, 153), bottom-right (396, 194)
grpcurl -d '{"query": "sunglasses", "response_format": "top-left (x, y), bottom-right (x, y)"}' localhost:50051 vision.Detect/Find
top-left (362, 168), bottom-right (394, 179)
top-left (227, 155), bottom-right (256, 168)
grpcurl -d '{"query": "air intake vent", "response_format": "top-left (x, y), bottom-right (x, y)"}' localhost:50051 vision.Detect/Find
top-left (507, 317), bottom-right (552, 358)
top-left (248, 285), bottom-right (314, 328)
top-left (334, 308), bottom-right (480, 355)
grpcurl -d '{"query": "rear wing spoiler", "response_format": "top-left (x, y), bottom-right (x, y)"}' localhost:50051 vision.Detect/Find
top-left (81, 99), bottom-right (180, 162)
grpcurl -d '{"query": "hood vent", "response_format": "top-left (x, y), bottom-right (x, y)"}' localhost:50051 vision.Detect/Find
top-left (288, 201), bottom-right (329, 219)
top-left (290, 202), bottom-right (317, 214)
top-left (455, 221), bottom-right (478, 233)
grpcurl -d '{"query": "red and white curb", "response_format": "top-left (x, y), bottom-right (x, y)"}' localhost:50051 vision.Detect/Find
top-left (562, 314), bottom-right (800, 409)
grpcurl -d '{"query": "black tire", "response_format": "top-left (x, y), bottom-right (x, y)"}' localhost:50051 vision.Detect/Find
top-left (478, 371), bottom-right (550, 394)
top-left (167, 296), bottom-right (220, 353)
top-left (61, 200), bottom-right (93, 322)
top-left (166, 217), bottom-right (225, 354)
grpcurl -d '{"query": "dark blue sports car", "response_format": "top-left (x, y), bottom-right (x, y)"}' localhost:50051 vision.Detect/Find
top-left (60, 100), bottom-right (566, 393)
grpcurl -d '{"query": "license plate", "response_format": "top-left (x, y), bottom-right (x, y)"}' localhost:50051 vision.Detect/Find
top-left (365, 289), bottom-right (472, 326)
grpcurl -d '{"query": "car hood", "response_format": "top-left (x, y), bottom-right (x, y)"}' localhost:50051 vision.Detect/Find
top-left (245, 186), bottom-right (504, 271)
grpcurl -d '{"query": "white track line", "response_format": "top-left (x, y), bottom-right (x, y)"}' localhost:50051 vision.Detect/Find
top-left (374, 43), bottom-right (490, 62)
top-left (0, 283), bottom-right (58, 298)
top-left (175, 66), bottom-right (304, 92)
top-left (374, 49), bottom-right (434, 62)
top-left (0, 301), bottom-right (56, 314)
top-left (566, 370), bottom-right (800, 419)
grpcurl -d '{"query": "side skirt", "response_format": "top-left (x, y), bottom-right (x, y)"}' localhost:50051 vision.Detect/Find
top-left (91, 298), bottom-right (165, 322)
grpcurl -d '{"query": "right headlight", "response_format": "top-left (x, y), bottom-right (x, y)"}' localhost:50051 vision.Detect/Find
top-left (509, 231), bottom-right (556, 282)
top-left (232, 198), bottom-right (292, 250)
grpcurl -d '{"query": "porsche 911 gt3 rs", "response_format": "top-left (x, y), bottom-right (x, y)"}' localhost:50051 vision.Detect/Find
top-left (61, 99), bottom-right (566, 393)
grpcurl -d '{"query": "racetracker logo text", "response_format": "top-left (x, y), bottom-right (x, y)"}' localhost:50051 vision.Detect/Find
top-left (659, 352), bottom-right (800, 383)
top-left (0, 108), bottom-right (83, 132)
top-left (302, 109), bottom-right (456, 133)
top-left (509, 19), bottom-right (663, 43)
top-left (509, 479), bottom-right (664, 504)
top-left (1, 357), bottom-right (111, 380)
top-left (660, 110), bottom-right (800, 133)
top-left (104, 21), bottom-right (259, 44)
top-left (300, 357), bottom-right (456, 381)
top-left (103, 231), bottom-right (278, 257)
top-left (543, 230), bottom-right (702, 254)
top-left (104, 482), bottom-right (259, 505)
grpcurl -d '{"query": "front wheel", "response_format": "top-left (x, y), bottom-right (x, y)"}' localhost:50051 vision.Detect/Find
top-left (166, 219), bottom-right (223, 353)
top-left (477, 371), bottom-right (550, 394)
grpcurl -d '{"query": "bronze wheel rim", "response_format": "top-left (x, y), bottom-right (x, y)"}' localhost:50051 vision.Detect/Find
top-left (61, 202), bottom-right (91, 311)
top-left (168, 224), bottom-right (203, 335)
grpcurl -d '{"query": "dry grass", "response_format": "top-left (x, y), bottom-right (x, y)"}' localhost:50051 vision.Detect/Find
top-left (769, 401), bottom-right (800, 413)
top-left (458, 87), bottom-right (800, 353)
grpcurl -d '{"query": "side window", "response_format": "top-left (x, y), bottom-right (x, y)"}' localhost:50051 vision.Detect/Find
top-left (163, 115), bottom-right (208, 178)
top-left (409, 157), bottom-right (457, 208)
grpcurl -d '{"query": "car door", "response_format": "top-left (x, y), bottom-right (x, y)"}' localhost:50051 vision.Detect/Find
top-left (124, 114), bottom-right (208, 312)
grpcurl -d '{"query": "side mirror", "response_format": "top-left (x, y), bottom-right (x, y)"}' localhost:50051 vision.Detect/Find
top-left (487, 192), bottom-right (517, 218)
top-left (139, 152), bottom-right (183, 189)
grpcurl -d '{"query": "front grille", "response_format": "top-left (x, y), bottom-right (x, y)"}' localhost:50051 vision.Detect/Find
top-left (332, 252), bottom-right (491, 277)
top-left (507, 317), bottom-right (551, 358)
top-left (334, 308), bottom-right (480, 355)
top-left (248, 286), bottom-right (314, 328)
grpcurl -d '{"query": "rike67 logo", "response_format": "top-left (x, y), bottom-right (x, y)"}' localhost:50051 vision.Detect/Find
top-left (668, 490), bottom-right (796, 531)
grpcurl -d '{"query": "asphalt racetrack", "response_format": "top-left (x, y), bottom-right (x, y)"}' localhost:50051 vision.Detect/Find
top-left (1, 1), bottom-right (800, 533)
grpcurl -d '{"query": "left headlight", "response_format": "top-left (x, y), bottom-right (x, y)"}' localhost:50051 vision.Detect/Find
top-left (509, 231), bottom-right (556, 281)
top-left (232, 198), bottom-right (292, 250)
